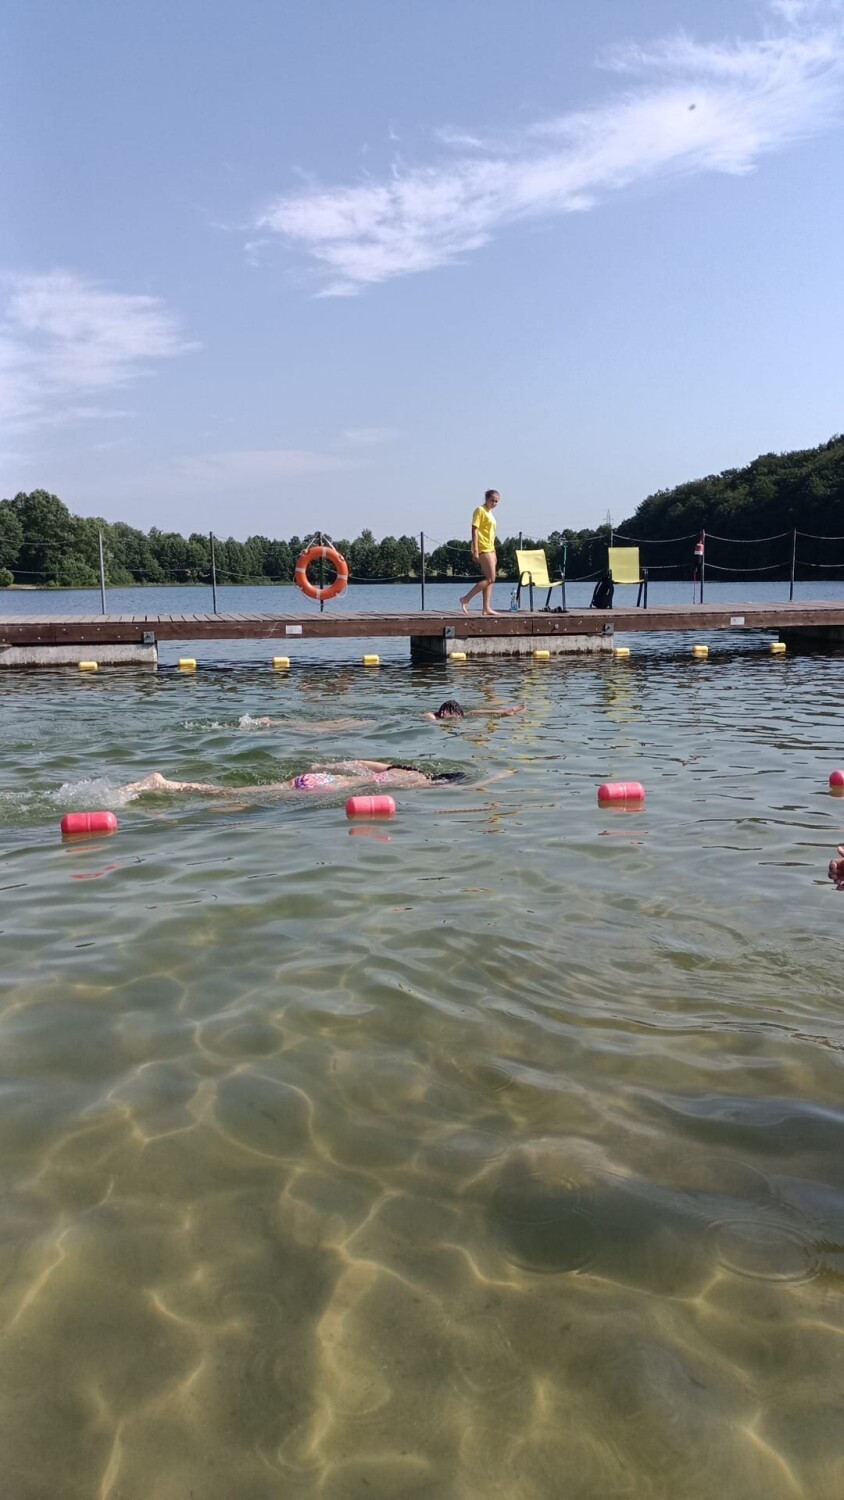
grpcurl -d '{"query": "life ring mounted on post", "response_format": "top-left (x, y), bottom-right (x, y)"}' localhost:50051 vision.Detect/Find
top-left (294, 542), bottom-right (349, 603)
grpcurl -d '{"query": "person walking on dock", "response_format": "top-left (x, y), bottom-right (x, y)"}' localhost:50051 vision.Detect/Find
top-left (460, 490), bottom-right (500, 616)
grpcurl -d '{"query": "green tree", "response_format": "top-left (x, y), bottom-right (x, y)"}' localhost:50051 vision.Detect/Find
top-left (55, 554), bottom-right (99, 587)
top-left (110, 522), bottom-right (164, 582)
top-left (12, 489), bottom-right (74, 584)
top-left (350, 529), bottom-right (380, 578)
top-left (0, 501), bottom-right (23, 573)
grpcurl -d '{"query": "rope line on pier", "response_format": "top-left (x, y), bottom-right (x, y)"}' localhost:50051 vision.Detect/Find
top-left (614, 530), bottom-right (699, 544)
top-left (705, 530), bottom-right (791, 543)
top-left (704, 561), bottom-right (783, 573)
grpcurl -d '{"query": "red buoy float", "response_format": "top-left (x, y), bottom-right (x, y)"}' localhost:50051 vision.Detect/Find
top-left (294, 544), bottom-right (349, 603)
top-left (61, 810), bottom-right (118, 838)
top-left (345, 795), bottom-right (396, 819)
top-left (598, 781), bottom-right (645, 804)
top-left (830, 769), bottom-right (844, 791)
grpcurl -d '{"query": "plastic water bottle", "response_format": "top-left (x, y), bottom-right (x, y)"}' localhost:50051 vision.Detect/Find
top-left (510, 587), bottom-right (519, 612)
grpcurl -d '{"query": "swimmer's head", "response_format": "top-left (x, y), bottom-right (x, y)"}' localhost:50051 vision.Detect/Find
top-left (434, 700), bottom-right (465, 719)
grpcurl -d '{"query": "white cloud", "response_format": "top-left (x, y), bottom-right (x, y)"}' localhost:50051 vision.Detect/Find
top-left (0, 270), bottom-right (195, 433)
top-left (255, 2), bottom-right (844, 294)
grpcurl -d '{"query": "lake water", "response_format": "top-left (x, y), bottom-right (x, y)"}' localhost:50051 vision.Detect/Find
top-left (1, 581), bottom-right (843, 1498)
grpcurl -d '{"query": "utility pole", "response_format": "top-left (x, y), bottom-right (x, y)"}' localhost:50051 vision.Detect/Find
top-left (210, 532), bottom-right (218, 613)
top-left (98, 529), bottom-right (107, 614)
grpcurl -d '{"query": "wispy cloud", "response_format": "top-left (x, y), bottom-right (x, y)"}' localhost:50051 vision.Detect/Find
top-left (67, 446), bottom-right (355, 525)
top-left (341, 426), bottom-right (399, 446)
top-left (255, 2), bottom-right (844, 295)
top-left (169, 448), bottom-right (353, 493)
top-left (0, 270), bottom-right (195, 433)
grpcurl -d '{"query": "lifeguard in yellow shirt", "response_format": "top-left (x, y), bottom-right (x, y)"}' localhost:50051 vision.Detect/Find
top-left (459, 489), bottom-right (500, 616)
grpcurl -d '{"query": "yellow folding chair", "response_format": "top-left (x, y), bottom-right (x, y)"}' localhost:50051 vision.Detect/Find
top-left (608, 547), bottom-right (648, 607)
top-left (516, 549), bottom-right (566, 611)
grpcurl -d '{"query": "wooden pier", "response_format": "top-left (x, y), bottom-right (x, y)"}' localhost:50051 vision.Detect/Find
top-left (1, 601), bottom-right (843, 666)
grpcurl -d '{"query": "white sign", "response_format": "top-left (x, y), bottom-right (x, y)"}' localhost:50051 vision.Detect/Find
top-left (730, 616), bottom-right (745, 626)
top-left (285, 625), bottom-right (303, 636)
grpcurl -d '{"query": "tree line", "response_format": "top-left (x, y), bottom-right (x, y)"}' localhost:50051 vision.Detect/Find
top-left (1, 434), bottom-right (842, 589)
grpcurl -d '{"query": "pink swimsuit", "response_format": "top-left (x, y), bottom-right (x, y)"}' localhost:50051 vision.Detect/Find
top-left (293, 772), bottom-right (336, 790)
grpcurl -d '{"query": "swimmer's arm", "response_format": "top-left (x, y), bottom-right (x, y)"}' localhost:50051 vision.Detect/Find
top-left (466, 704), bottom-right (526, 717)
top-left (469, 769), bottom-right (516, 790)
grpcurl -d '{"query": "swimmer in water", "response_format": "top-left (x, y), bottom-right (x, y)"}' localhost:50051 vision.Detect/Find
top-left (829, 846), bottom-right (844, 888)
top-left (117, 760), bottom-right (511, 802)
top-left (240, 701), bottom-right (523, 728)
top-left (422, 699), bottom-right (525, 722)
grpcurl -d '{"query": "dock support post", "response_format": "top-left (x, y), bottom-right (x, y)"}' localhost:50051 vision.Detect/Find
top-left (210, 532), bottom-right (218, 614)
top-left (778, 625), bottom-right (844, 652)
top-left (98, 530), bottom-right (107, 615)
top-left (420, 532), bottom-right (426, 611)
top-left (789, 529), bottom-right (797, 602)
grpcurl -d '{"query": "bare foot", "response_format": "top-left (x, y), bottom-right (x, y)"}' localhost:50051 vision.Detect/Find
top-left (481, 609), bottom-right (501, 616)
top-left (459, 596), bottom-right (471, 615)
top-left (119, 771), bottom-right (170, 798)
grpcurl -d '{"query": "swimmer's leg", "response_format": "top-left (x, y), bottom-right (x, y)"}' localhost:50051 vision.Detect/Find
top-left (311, 759), bottom-right (392, 773)
top-left (120, 772), bottom-right (229, 798)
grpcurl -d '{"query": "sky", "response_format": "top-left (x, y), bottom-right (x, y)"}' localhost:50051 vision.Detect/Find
top-left (2, 0), bottom-right (843, 542)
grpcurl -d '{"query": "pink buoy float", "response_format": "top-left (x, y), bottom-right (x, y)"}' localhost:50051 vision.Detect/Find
top-left (598, 781), bottom-right (645, 805)
top-left (345, 795), bottom-right (396, 819)
top-left (829, 769), bottom-right (844, 792)
top-left (61, 810), bottom-right (118, 839)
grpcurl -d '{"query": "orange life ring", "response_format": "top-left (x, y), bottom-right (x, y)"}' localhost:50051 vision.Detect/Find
top-left (294, 544), bottom-right (349, 602)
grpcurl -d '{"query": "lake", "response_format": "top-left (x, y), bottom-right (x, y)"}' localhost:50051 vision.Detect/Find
top-left (0, 579), bottom-right (843, 1498)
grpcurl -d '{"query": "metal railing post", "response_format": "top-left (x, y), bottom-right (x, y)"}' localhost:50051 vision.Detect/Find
top-left (98, 529), bottom-right (107, 614)
top-left (789, 528), bottom-right (797, 601)
top-left (700, 530), bottom-right (706, 604)
top-left (420, 531), bottom-right (426, 611)
top-left (210, 532), bottom-right (218, 613)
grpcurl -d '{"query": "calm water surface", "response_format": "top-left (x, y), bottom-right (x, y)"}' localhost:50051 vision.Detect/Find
top-left (1, 584), bottom-right (843, 1498)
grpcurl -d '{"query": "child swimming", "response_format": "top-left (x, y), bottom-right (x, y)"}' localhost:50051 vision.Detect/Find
top-left (422, 700), bottom-right (525, 722)
top-left (118, 760), bottom-right (477, 801)
top-left (241, 701), bottom-right (524, 728)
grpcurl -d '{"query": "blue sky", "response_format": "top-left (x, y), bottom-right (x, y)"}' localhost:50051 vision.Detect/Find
top-left (2, 0), bottom-right (843, 541)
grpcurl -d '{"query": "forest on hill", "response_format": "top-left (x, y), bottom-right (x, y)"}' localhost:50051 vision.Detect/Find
top-left (1, 435), bottom-right (842, 589)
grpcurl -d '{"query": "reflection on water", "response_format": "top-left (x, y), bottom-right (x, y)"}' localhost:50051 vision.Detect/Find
top-left (1, 642), bottom-right (844, 1498)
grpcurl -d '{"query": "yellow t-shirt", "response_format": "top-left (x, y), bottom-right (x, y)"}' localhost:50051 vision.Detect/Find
top-left (472, 505), bottom-right (497, 553)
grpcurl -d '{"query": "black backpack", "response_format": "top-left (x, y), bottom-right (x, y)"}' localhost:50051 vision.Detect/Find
top-left (591, 574), bottom-right (614, 610)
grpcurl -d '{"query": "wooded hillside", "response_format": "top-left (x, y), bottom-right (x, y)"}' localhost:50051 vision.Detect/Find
top-left (2, 435), bottom-right (841, 587)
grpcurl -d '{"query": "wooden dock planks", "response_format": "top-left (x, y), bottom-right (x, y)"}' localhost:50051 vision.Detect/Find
top-left (1, 600), bottom-right (844, 647)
